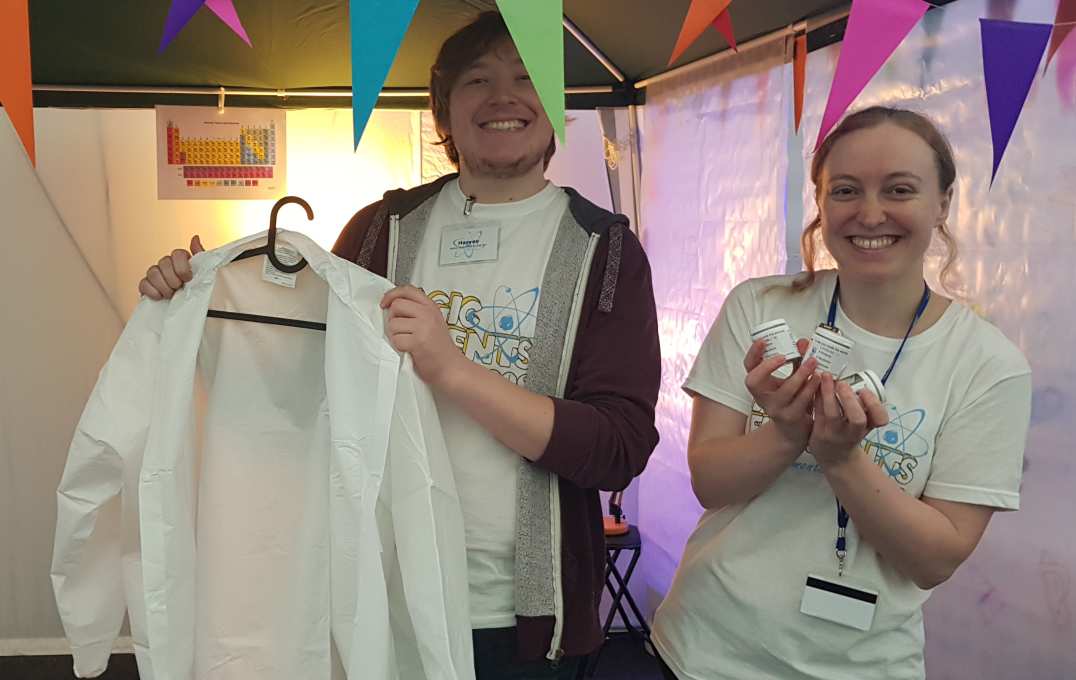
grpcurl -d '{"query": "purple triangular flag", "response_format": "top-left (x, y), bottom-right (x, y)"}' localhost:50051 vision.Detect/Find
top-left (159, 0), bottom-right (206, 53)
top-left (981, 19), bottom-right (1052, 184)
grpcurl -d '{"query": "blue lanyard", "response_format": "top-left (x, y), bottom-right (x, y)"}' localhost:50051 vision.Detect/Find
top-left (828, 278), bottom-right (930, 575)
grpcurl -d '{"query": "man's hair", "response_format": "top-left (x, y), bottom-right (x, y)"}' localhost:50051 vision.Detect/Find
top-left (429, 11), bottom-right (556, 168)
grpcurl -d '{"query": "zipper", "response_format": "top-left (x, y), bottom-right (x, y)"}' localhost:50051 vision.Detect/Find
top-left (387, 214), bottom-right (400, 283)
top-left (545, 231), bottom-right (600, 661)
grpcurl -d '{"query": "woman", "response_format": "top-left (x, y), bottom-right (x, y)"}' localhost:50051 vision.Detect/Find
top-left (651, 107), bottom-right (1032, 679)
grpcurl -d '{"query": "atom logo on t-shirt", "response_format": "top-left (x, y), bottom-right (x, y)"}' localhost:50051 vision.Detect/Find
top-left (428, 285), bottom-right (540, 385)
top-left (864, 406), bottom-right (931, 486)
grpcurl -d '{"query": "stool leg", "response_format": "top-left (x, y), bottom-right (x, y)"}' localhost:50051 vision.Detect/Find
top-left (605, 556), bottom-right (640, 642)
top-left (610, 548), bottom-right (651, 638)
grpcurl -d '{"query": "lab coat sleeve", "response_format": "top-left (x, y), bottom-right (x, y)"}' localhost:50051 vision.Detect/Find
top-left (51, 300), bottom-right (165, 678)
top-left (390, 359), bottom-right (475, 680)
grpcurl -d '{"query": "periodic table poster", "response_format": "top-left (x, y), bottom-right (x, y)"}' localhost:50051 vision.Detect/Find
top-left (156, 105), bottom-right (286, 200)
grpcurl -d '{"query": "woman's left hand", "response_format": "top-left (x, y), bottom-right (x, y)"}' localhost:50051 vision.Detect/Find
top-left (808, 373), bottom-right (890, 468)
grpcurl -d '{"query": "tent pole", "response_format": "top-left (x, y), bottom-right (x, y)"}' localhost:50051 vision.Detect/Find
top-left (31, 85), bottom-right (616, 98)
top-left (563, 15), bottom-right (626, 83)
top-left (634, 4), bottom-right (852, 90)
top-left (626, 104), bottom-right (644, 240)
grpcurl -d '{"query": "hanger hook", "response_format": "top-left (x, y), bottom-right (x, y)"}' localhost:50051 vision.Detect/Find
top-left (266, 196), bottom-right (314, 273)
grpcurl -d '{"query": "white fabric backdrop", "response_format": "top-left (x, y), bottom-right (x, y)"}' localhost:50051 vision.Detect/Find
top-left (637, 39), bottom-right (791, 613)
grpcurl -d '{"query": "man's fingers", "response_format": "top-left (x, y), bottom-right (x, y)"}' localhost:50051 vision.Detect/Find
top-left (139, 278), bottom-right (163, 300)
top-left (157, 256), bottom-right (182, 290)
top-left (381, 285), bottom-right (428, 309)
top-left (385, 297), bottom-right (427, 321)
top-left (145, 266), bottom-right (172, 299)
top-left (172, 250), bottom-right (194, 282)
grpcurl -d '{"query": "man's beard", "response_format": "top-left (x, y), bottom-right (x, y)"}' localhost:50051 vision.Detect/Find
top-left (462, 145), bottom-right (545, 180)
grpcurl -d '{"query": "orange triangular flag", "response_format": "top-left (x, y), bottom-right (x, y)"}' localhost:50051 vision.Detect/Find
top-left (794, 33), bottom-right (807, 133)
top-left (668, 0), bottom-right (734, 66)
top-left (1045, 0), bottom-right (1076, 70)
top-left (0, 0), bottom-right (35, 165)
top-left (712, 9), bottom-right (738, 52)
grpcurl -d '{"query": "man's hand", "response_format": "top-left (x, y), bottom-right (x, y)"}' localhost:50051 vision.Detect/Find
top-left (381, 285), bottom-right (469, 389)
top-left (138, 235), bottom-right (205, 300)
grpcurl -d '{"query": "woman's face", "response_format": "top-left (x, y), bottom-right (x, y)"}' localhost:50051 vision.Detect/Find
top-left (817, 122), bottom-right (951, 287)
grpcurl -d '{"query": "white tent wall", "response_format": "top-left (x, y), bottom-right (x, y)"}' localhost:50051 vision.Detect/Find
top-left (0, 106), bottom-right (612, 653)
top-left (637, 38), bottom-right (791, 610)
top-left (0, 114), bottom-right (124, 648)
top-left (638, 0), bottom-right (1076, 675)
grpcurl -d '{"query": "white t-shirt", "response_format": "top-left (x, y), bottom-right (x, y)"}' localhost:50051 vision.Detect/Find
top-left (410, 179), bottom-right (569, 629)
top-left (652, 270), bottom-right (1031, 680)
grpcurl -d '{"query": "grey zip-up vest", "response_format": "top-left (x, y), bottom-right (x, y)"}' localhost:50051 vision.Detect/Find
top-left (383, 186), bottom-right (616, 660)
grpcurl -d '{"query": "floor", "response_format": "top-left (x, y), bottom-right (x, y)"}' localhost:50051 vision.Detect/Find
top-left (0, 635), bottom-right (665, 680)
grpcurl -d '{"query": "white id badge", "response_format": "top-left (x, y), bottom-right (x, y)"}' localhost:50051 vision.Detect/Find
top-left (800, 574), bottom-right (878, 631)
top-left (439, 224), bottom-right (500, 266)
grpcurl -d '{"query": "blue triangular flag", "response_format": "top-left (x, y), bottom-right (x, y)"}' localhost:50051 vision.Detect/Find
top-left (350, 0), bottom-right (420, 149)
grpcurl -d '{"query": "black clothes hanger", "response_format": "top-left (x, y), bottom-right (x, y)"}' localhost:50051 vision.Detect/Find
top-left (207, 195), bottom-right (327, 331)
top-left (231, 196), bottom-right (312, 273)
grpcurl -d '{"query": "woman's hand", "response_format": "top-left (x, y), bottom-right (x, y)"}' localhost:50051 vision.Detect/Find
top-left (808, 373), bottom-right (890, 468)
top-left (744, 339), bottom-right (820, 451)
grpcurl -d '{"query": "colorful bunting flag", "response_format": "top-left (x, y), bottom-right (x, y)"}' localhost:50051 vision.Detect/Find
top-left (815, 0), bottom-right (928, 150)
top-left (712, 9), bottom-right (738, 53)
top-left (350, 0), bottom-right (420, 149)
top-left (794, 33), bottom-right (807, 133)
top-left (1057, 22), bottom-right (1076, 108)
top-left (1045, 0), bottom-right (1076, 70)
top-left (160, 0), bottom-right (251, 53)
top-left (668, 0), bottom-right (734, 66)
top-left (205, 0), bottom-right (251, 47)
top-left (497, 0), bottom-right (566, 143)
top-left (0, 0), bottom-right (34, 165)
top-left (981, 19), bottom-right (1052, 183)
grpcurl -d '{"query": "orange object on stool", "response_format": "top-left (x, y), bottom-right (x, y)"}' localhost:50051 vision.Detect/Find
top-left (604, 516), bottom-right (629, 536)
top-left (603, 490), bottom-right (630, 536)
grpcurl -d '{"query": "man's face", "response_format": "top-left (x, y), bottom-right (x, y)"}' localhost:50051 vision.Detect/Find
top-left (447, 38), bottom-right (554, 179)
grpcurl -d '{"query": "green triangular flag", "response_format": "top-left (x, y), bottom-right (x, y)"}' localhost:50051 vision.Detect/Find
top-left (496, 0), bottom-right (565, 143)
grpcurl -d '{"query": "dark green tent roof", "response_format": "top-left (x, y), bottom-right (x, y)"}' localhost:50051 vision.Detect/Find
top-left (26, 0), bottom-right (953, 109)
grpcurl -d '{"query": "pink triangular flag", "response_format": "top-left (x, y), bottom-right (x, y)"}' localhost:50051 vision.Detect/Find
top-left (205, 0), bottom-right (252, 46)
top-left (815, 0), bottom-right (929, 150)
top-left (712, 9), bottom-right (738, 52)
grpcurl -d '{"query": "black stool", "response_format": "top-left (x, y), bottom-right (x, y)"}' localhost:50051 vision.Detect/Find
top-left (580, 524), bottom-right (651, 677)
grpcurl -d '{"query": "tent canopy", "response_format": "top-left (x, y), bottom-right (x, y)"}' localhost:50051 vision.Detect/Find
top-left (29, 0), bottom-right (861, 109)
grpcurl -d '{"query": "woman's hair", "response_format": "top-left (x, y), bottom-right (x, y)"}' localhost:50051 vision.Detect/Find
top-left (794, 106), bottom-right (959, 292)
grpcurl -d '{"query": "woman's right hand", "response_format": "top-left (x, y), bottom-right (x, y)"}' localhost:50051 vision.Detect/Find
top-left (744, 338), bottom-right (819, 450)
top-left (138, 235), bottom-right (205, 300)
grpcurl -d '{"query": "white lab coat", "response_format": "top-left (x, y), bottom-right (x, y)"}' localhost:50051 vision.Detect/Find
top-left (51, 231), bottom-right (474, 680)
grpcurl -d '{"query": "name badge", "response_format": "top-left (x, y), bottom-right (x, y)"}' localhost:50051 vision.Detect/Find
top-left (800, 574), bottom-right (878, 631)
top-left (439, 224), bottom-right (500, 266)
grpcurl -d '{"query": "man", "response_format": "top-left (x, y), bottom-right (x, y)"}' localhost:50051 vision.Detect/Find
top-left (139, 11), bottom-right (660, 679)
